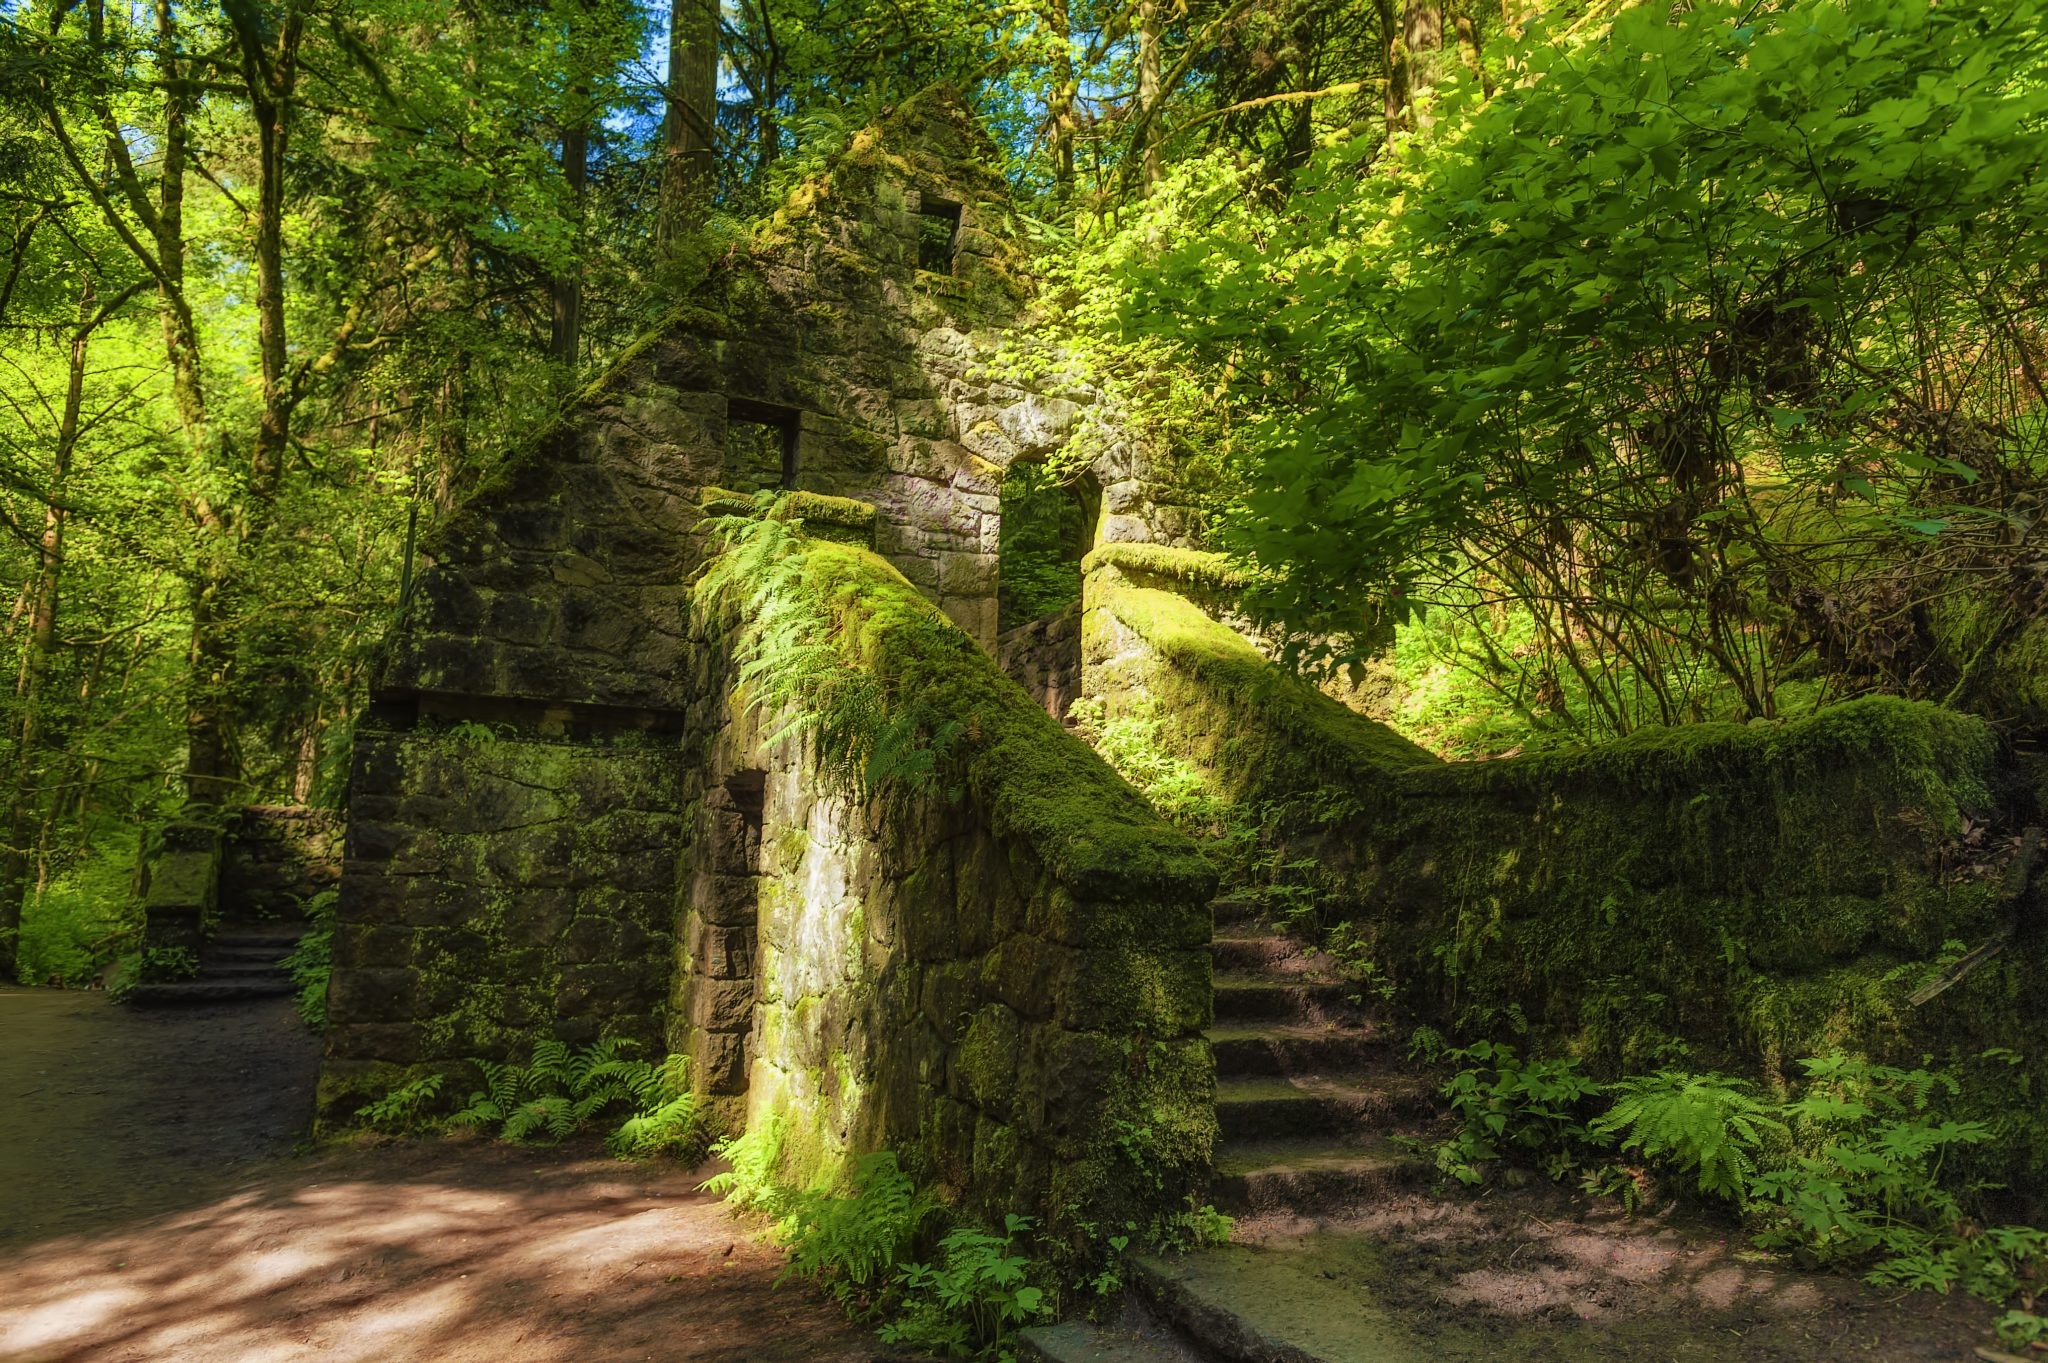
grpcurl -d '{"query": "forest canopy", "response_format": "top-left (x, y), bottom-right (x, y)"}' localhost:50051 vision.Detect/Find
top-left (1, 0), bottom-right (2044, 980)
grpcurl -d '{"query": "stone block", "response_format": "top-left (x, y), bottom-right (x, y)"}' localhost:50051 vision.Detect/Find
top-left (691, 976), bottom-right (757, 1033)
top-left (996, 395), bottom-right (1080, 456)
top-left (329, 967), bottom-right (421, 1025)
top-left (698, 922), bottom-right (757, 979)
top-left (937, 551), bottom-right (996, 597)
top-left (895, 399), bottom-right (951, 440)
top-left (347, 820), bottom-right (408, 864)
top-left (695, 1028), bottom-right (749, 1094)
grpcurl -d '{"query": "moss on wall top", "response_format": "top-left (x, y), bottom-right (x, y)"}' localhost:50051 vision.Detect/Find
top-left (1094, 572), bottom-right (1440, 785)
top-left (1398, 691), bottom-right (1997, 825)
top-left (806, 542), bottom-right (1216, 907)
top-left (1096, 561), bottom-right (1997, 831)
top-left (1083, 543), bottom-right (1251, 596)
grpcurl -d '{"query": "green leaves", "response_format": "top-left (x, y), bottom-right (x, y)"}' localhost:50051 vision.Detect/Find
top-left (1108, 0), bottom-right (2048, 717)
top-left (1592, 1069), bottom-right (1786, 1202)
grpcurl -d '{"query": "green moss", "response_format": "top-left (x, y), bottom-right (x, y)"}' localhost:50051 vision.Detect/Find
top-left (1083, 542), bottom-right (1251, 596)
top-left (699, 485), bottom-right (760, 518)
top-left (1092, 575), bottom-right (1438, 808)
top-left (773, 491), bottom-right (879, 543)
top-left (777, 542), bottom-right (1217, 907)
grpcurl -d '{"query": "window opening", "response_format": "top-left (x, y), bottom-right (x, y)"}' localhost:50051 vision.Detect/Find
top-left (996, 463), bottom-right (1098, 634)
top-left (917, 198), bottom-right (962, 273)
top-left (726, 399), bottom-right (800, 493)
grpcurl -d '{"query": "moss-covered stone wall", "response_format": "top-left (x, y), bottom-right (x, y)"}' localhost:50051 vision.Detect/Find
top-left (319, 728), bottom-right (685, 1117)
top-left (1083, 552), bottom-right (2048, 1188)
top-left (676, 534), bottom-right (1218, 1254)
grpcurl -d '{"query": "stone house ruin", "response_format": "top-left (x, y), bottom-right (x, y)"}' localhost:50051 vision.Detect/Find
top-left (319, 90), bottom-right (2048, 1243)
top-left (321, 92), bottom-right (1220, 1231)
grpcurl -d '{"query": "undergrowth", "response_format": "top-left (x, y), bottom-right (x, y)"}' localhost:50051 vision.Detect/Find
top-left (702, 1122), bottom-right (1230, 1360)
top-left (1414, 1038), bottom-right (2048, 1326)
top-left (279, 889), bottom-right (336, 1028)
top-left (355, 1041), bottom-right (704, 1158)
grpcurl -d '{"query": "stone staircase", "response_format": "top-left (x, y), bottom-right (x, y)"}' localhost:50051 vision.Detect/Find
top-left (128, 920), bottom-right (305, 1007)
top-left (1022, 894), bottom-right (1438, 1363)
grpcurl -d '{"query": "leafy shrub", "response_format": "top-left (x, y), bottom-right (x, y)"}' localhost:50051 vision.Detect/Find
top-left (1427, 1039), bottom-right (1605, 1185)
top-left (16, 830), bottom-right (143, 986)
top-left (1749, 1053), bottom-right (2009, 1292)
top-left (138, 945), bottom-right (199, 981)
top-left (279, 889), bottom-right (336, 1029)
top-left (881, 1215), bottom-right (1053, 1359)
top-left (1426, 1042), bottom-right (2048, 1308)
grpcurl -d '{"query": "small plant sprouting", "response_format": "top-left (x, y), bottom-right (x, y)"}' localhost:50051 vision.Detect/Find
top-left (361, 1073), bottom-right (447, 1132)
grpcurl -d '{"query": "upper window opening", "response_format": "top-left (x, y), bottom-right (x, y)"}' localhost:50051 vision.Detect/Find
top-left (726, 398), bottom-right (800, 493)
top-left (917, 198), bottom-right (962, 273)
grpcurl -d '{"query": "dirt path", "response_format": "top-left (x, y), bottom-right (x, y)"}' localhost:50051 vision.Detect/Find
top-left (0, 988), bottom-right (885, 1363)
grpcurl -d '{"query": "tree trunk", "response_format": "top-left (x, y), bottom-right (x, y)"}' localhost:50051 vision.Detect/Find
top-left (1403, 2), bottom-right (1444, 128)
top-left (154, 0), bottom-right (207, 460)
top-left (551, 118), bottom-right (586, 366)
top-left (1454, 8), bottom-right (1494, 98)
top-left (657, 0), bottom-right (719, 244)
top-left (1376, 0), bottom-right (1409, 135)
top-left (1136, 0), bottom-right (1163, 186)
top-left (0, 278), bottom-right (95, 981)
top-left (1045, 0), bottom-right (1077, 206)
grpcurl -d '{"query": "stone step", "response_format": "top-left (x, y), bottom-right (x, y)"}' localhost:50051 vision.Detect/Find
top-left (127, 977), bottom-right (296, 1006)
top-left (1019, 1319), bottom-right (1212, 1363)
top-left (1208, 896), bottom-right (1265, 929)
top-left (1215, 1073), bottom-right (1435, 1142)
top-left (1207, 1023), bottom-right (1389, 1078)
top-left (196, 961), bottom-right (290, 979)
top-left (1211, 978), bottom-right (1353, 1025)
top-left (1207, 936), bottom-right (1320, 975)
top-left (213, 927), bottom-right (305, 947)
top-left (1130, 1247), bottom-right (1436, 1363)
top-left (1211, 1135), bottom-right (1426, 1216)
top-left (211, 942), bottom-right (297, 963)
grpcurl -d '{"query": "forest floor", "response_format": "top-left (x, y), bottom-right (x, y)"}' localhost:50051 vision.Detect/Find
top-left (0, 987), bottom-right (885, 1363)
top-left (0, 986), bottom-right (2017, 1363)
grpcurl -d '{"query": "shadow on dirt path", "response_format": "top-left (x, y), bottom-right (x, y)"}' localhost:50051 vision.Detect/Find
top-left (0, 988), bottom-right (884, 1363)
top-left (0, 988), bottom-right (323, 1247)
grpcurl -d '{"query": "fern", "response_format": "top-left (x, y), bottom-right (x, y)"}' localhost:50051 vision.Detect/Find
top-left (609, 1054), bottom-right (702, 1157)
top-left (361, 1073), bottom-right (446, 1132)
top-left (701, 1118), bottom-right (788, 1210)
top-left (694, 511), bottom-right (964, 799)
top-left (280, 889), bottom-right (337, 1029)
top-left (776, 1152), bottom-right (941, 1311)
top-left (1592, 1069), bottom-right (1785, 1202)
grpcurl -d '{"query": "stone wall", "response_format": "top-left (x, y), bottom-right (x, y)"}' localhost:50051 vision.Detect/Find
top-left (995, 602), bottom-right (1082, 722)
top-left (1081, 548), bottom-right (2048, 1188)
top-left (140, 815), bottom-right (225, 954)
top-left (319, 95), bottom-right (1220, 1243)
top-left (320, 728), bottom-right (685, 1111)
top-left (671, 532), bottom-right (1217, 1246)
top-left (220, 805), bottom-right (342, 919)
